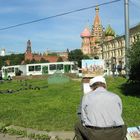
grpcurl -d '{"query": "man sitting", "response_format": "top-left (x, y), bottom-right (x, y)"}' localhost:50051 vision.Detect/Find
top-left (75, 76), bottom-right (127, 140)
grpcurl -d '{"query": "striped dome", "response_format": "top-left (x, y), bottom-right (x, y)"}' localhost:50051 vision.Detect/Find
top-left (105, 25), bottom-right (115, 36)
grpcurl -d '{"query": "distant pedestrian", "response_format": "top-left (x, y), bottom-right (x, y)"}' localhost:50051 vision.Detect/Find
top-left (117, 61), bottom-right (122, 76)
top-left (75, 76), bottom-right (127, 140)
top-left (0, 70), bottom-right (2, 80)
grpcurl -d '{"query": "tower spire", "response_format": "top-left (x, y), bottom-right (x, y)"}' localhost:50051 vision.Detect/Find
top-left (95, 6), bottom-right (99, 14)
top-left (94, 6), bottom-right (101, 26)
top-left (26, 40), bottom-right (32, 53)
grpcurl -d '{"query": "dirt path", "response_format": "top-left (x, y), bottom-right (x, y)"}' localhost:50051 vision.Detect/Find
top-left (0, 133), bottom-right (30, 140)
top-left (0, 131), bottom-right (75, 140)
top-left (0, 125), bottom-right (75, 140)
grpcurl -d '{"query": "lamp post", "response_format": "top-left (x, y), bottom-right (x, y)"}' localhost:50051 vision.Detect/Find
top-left (124, 0), bottom-right (130, 78)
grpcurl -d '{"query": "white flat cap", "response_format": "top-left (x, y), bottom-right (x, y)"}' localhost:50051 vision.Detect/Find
top-left (89, 76), bottom-right (106, 86)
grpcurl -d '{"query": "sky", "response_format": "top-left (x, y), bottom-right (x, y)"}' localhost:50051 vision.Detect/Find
top-left (0, 0), bottom-right (140, 54)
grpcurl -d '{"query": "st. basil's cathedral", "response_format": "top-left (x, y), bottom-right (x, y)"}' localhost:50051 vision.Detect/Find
top-left (80, 6), bottom-right (115, 58)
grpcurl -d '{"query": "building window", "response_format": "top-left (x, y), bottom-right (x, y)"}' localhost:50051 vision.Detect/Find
top-left (35, 65), bottom-right (41, 71)
top-left (57, 64), bottom-right (63, 70)
top-left (7, 67), bottom-right (14, 73)
top-left (49, 64), bottom-right (56, 70)
top-left (29, 66), bottom-right (34, 71)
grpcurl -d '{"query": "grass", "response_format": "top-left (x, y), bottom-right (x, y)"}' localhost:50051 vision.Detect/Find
top-left (0, 76), bottom-right (140, 131)
top-left (106, 76), bottom-right (140, 127)
top-left (0, 79), bottom-right (82, 131)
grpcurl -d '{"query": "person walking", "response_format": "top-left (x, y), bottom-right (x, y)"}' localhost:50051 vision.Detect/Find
top-left (75, 76), bottom-right (127, 140)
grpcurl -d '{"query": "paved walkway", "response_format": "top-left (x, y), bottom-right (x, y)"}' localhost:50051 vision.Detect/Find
top-left (0, 132), bottom-right (75, 140)
top-left (0, 134), bottom-right (30, 140)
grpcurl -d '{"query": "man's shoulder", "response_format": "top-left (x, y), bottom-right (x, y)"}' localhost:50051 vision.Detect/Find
top-left (84, 88), bottom-right (121, 99)
top-left (106, 90), bottom-right (121, 100)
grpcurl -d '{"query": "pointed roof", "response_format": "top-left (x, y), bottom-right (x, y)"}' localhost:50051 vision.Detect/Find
top-left (27, 40), bottom-right (31, 46)
top-left (80, 27), bottom-right (91, 37)
top-left (26, 40), bottom-right (32, 53)
top-left (105, 25), bottom-right (115, 36)
top-left (93, 6), bottom-right (101, 26)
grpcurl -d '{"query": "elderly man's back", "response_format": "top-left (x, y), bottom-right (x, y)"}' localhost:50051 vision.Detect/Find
top-left (75, 76), bottom-right (127, 140)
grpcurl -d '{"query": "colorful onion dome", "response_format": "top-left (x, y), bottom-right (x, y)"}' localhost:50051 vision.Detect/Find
top-left (80, 27), bottom-right (91, 37)
top-left (105, 25), bottom-right (116, 36)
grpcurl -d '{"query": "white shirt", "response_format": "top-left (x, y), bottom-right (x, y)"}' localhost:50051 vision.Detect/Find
top-left (81, 87), bottom-right (124, 127)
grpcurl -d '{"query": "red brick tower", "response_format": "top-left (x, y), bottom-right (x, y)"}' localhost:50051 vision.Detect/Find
top-left (25, 40), bottom-right (33, 61)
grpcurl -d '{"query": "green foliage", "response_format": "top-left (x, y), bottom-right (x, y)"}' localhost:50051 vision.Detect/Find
top-left (82, 55), bottom-right (90, 59)
top-left (68, 49), bottom-right (90, 67)
top-left (0, 57), bottom-right (5, 68)
top-left (24, 59), bottom-right (31, 64)
top-left (6, 127), bottom-right (27, 136)
top-left (27, 132), bottom-right (50, 140)
top-left (57, 57), bottom-right (63, 62)
top-left (30, 58), bottom-right (38, 64)
top-left (0, 123), bottom-right (7, 133)
top-left (40, 58), bottom-right (49, 63)
top-left (0, 53), bottom-right (24, 69)
top-left (48, 53), bottom-right (57, 56)
top-left (127, 40), bottom-right (140, 81)
top-left (0, 124), bottom-right (51, 140)
top-left (121, 81), bottom-right (140, 96)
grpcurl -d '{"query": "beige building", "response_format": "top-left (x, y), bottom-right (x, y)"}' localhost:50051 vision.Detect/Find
top-left (100, 23), bottom-right (140, 74)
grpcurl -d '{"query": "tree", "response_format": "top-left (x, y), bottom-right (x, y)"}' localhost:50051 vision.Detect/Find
top-left (24, 59), bottom-right (31, 64)
top-left (128, 39), bottom-right (140, 81)
top-left (0, 56), bottom-right (5, 69)
top-left (40, 58), bottom-right (49, 63)
top-left (57, 57), bottom-right (63, 62)
top-left (30, 58), bottom-right (37, 64)
top-left (48, 52), bottom-right (57, 56)
top-left (0, 53), bottom-right (24, 69)
top-left (10, 54), bottom-right (24, 65)
top-left (68, 49), bottom-right (90, 67)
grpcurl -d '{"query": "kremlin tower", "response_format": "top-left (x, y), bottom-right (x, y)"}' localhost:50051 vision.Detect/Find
top-left (25, 40), bottom-right (33, 61)
top-left (24, 40), bottom-right (68, 63)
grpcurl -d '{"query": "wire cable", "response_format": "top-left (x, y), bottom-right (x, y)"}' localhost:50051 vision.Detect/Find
top-left (0, 0), bottom-right (121, 31)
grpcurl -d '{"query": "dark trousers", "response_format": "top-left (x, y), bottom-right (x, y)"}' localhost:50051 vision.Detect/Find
top-left (75, 121), bottom-right (127, 140)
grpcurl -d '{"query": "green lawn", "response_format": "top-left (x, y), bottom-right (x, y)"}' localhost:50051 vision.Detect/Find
top-left (0, 77), bottom-right (139, 131)
top-left (106, 76), bottom-right (140, 127)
